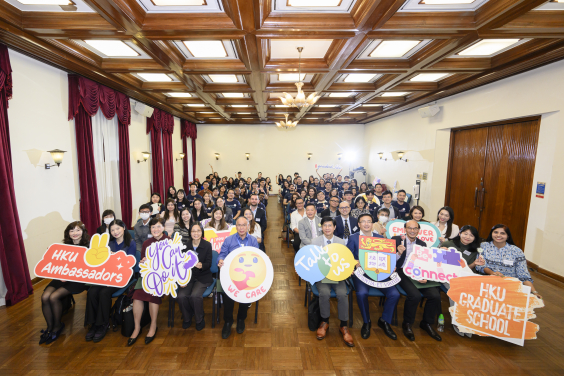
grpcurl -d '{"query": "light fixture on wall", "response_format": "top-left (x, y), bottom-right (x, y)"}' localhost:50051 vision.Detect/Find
top-left (45, 149), bottom-right (67, 169)
top-left (307, 153), bottom-right (312, 160)
top-left (337, 153), bottom-right (343, 160)
top-left (176, 153), bottom-right (185, 162)
top-left (245, 153), bottom-right (250, 160)
top-left (215, 153), bottom-right (220, 160)
top-left (378, 152), bottom-right (387, 161)
top-left (137, 151), bottom-right (150, 164)
top-left (398, 151), bottom-right (408, 162)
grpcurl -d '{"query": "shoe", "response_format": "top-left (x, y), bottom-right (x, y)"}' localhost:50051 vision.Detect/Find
top-left (402, 322), bottom-right (415, 341)
top-left (236, 319), bottom-right (245, 334)
top-left (93, 323), bottom-right (109, 343)
top-left (196, 319), bottom-right (205, 331)
top-left (420, 322), bottom-right (442, 342)
top-left (182, 319), bottom-right (192, 329)
top-left (453, 324), bottom-right (464, 337)
top-left (339, 326), bottom-right (354, 347)
top-left (222, 322), bottom-right (233, 339)
top-left (145, 327), bottom-right (158, 344)
top-left (361, 322), bottom-right (371, 339)
top-left (378, 318), bottom-right (397, 340)
top-left (39, 329), bottom-right (51, 345)
top-left (316, 322), bottom-right (329, 340)
top-left (45, 323), bottom-right (65, 345)
top-left (127, 327), bottom-right (141, 346)
top-left (85, 325), bottom-right (97, 341)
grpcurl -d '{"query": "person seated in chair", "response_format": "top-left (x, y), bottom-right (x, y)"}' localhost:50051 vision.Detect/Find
top-left (298, 203), bottom-right (322, 249)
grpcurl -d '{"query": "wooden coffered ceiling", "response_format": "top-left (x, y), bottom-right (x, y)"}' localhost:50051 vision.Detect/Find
top-left (1, 0), bottom-right (564, 125)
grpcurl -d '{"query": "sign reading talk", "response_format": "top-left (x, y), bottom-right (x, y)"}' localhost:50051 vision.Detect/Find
top-left (294, 244), bottom-right (356, 284)
top-left (34, 233), bottom-right (136, 288)
top-left (204, 227), bottom-right (237, 253)
top-left (386, 219), bottom-right (441, 247)
top-left (448, 276), bottom-right (544, 346)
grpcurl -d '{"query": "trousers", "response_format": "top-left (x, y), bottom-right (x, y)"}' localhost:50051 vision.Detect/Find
top-left (352, 274), bottom-right (399, 324)
top-left (315, 280), bottom-right (348, 321)
top-left (397, 268), bottom-right (441, 325)
top-left (177, 279), bottom-right (211, 324)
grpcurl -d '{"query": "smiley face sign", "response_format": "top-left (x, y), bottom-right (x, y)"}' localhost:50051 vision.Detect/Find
top-left (220, 246), bottom-right (273, 304)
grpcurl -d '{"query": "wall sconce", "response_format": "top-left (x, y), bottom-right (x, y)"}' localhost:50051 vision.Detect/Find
top-left (307, 153), bottom-right (312, 160)
top-left (45, 149), bottom-right (67, 169)
top-left (378, 152), bottom-right (387, 161)
top-left (137, 151), bottom-right (150, 164)
top-left (245, 153), bottom-right (250, 160)
top-left (215, 153), bottom-right (220, 160)
top-left (176, 153), bottom-right (185, 162)
top-left (337, 153), bottom-right (343, 160)
top-left (398, 151), bottom-right (408, 162)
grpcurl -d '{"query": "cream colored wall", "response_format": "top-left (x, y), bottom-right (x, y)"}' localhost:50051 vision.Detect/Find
top-left (195, 123), bottom-right (365, 189)
top-left (363, 59), bottom-right (564, 277)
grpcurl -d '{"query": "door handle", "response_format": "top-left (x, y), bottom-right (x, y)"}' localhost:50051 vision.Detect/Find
top-left (474, 188), bottom-right (478, 209)
top-left (480, 188), bottom-right (485, 212)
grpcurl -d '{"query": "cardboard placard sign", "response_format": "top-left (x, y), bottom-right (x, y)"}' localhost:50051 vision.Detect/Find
top-left (204, 226), bottom-right (237, 253)
top-left (448, 276), bottom-right (544, 346)
top-left (386, 219), bottom-right (441, 247)
top-left (354, 236), bottom-right (401, 287)
top-left (34, 233), bottom-right (136, 288)
top-left (294, 243), bottom-right (357, 284)
top-left (220, 246), bottom-right (274, 303)
top-left (140, 233), bottom-right (198, 297)
top-left (403, 245), bottom-right (474, 283)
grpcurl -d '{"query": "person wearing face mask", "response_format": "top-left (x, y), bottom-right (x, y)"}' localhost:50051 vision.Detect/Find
top-left (372, 208), bottom-right (390, 237)
top-left (375, 191), bottom-right (396, 221)
top-left (96, 209), bottom-right (116, 234)
top-left (134, 204), bottom-right (153, 253)
top-left (85, 219), bottom-right (136, 343)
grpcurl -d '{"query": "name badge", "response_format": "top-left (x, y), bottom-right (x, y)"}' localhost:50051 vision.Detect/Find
top-left (503, 259), bottom-right (514, 266)
top-left (353, 226), bottom-right (358, 232)
top-left (256, 218), bottom-right (261, 222)
top-left (463, 250), bottom-right (471, 256)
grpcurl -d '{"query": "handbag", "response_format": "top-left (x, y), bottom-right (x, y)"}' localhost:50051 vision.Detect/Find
top-left (307, 295), bottom-right (321, 332)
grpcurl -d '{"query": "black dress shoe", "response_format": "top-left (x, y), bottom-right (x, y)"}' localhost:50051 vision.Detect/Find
top-left (378, 318), bottom-right (397, 340)
top-left (85, 325), bottom-right (96, 342)
top-left (236, 319), bottom-right (246, 334)
top-left (39, 329), bottom-right (51, 345)
top-left (182, 319), bottom-right (192, 329)
top-left (222, 322), bottom-right (233, 339)
top-left (127, 328), bottom-right (141, 346)
top-left (361, 322), bottom-right (371, 339)
top-left (93, 323), bottom-right (109, 343)
top-left (420, 322), bottom-right (442, 342)
top-left (402, 322), bottom-right (415, 341)
top-left (145, 327), bottom-right (158, 344)
top-left (196, 319), bottom-right (205, 331)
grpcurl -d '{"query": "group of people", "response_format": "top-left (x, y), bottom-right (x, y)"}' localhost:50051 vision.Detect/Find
top-left (39, 170), bottom-right (272, 345)
top-left (282, 171), bottom-right (542, 347)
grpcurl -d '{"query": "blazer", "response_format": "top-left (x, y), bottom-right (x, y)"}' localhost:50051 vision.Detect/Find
top-left (312, 234), bottom-right (346, 247)
top-left (334, 215), bottom-right (359, 240)
top-left (298, 216), bottom-right (323, 249)
top-left (392, 235), bottom-right (426, 269)
top-left (319, 208), bottom-right (341, 218)
top-left (184, 238), bottom-right (213, 284)
top-left (346, 232), bottom-right (383, 260)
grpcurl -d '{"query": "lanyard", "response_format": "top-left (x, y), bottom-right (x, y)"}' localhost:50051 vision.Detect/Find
top-left (236, 235), bottom-right (249, 248)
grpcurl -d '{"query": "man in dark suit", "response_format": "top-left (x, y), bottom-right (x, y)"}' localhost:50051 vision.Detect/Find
top-left (346, 213), bottom-right (399, 340)
top-left (319, 196), bottom-right (341, 218)
top-left (246, 194), bottom-right (267, 235)
top-left (392, 220), bottom-right (442, 342)
top-left (334, 201), bottom-right (358, 242)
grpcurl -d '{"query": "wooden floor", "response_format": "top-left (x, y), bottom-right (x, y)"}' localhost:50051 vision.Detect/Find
top-left (1, 197), bottom-right (564, 375)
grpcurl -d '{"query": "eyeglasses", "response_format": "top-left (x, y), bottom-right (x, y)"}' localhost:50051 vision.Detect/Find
top-left (406, 227), bottom-right (419, 231)
top-left (359, 220), bottom-right (372, 224)
top-left (340, 206), bottom-right (350, 210)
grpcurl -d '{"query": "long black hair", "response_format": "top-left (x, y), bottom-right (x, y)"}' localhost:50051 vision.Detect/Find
top-left (109, 219), bottom-right (132, 247)
top-left (436, 206), bottom-right (455, 238)
top-left (453, 225), bottom-right (481, 251)
top-left (178, 207), bottom-right (195, 230)
top-left (486, 224), bottom-right (515, 245)
top-left (167, 186), bottom-right (177, 200)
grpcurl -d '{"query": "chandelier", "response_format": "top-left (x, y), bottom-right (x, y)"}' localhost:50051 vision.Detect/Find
top-left (280, 47), bottom-right (321, 108)
top-left (275, 114), bottom-right (299, 129)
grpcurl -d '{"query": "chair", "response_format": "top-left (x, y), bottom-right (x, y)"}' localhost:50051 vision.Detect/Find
top-left (168, 251), bottom-right (219, 328)
top-left (349, 277), bottom-right (387, 326)
top-left (305, 279), bottom-right (354, 327)
top-left (128, 229), bottom-right (135, 239)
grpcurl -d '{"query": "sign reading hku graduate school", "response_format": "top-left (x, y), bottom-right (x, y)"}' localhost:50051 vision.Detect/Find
top-left (34, 233), bottom-right (136, 288)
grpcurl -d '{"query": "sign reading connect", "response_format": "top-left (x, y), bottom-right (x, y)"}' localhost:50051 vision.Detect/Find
top-left (294, 244), bottom-right (356, 284)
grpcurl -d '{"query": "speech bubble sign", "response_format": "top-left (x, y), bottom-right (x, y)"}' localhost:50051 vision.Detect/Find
top-left (294, 245), bottom-right (327, 284)
top-left (34, 233), bottom-right (136, 288)
top-left (220, 246), bottom-right (274, 303)
top-left (294, 244), bottom-right (355, 283)
top-left (386, 219), bottom-right (442, 247)
top-left (204, 226), bottom-right (237, 253)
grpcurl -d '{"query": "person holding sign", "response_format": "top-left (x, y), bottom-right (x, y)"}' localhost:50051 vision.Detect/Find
top-left (128, 218), bottom-right (168, 346)
top-left (475, 224), bottom-right (542, 300)
top-left (347, 214), bottom-right (400, 340)
top-left (218, 217), bottom-right (259, 339)
top-left (39, 221), bottom-right (90, 345)
top-left (312, 217), bottom-right (354, 347)
top-left (393, 220), bottom-right (442, 342)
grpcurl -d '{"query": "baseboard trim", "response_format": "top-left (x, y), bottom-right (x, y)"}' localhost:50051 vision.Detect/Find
top-left (527, 261), bottom-right (564, 284)
top-left (31, 277), bottom-right (44, 285)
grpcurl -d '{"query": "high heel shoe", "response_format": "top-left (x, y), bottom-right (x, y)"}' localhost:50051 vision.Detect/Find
top-left (127, 328), bottom-right (141, 346)
top-left (39, 329), bottom-right (51, 345)
top-left (145, 327), bottom-right (158, 344)
top-left (45, 323), bottom-right (65, 345)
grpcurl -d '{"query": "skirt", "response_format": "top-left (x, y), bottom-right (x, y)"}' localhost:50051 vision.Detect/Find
top-left (132, 289), bottom-right (162, 305)
top-left (46, 279), bottom-right (88, 294)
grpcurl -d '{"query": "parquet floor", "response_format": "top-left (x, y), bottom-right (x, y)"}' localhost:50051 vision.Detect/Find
top-left (1, 197), bottom-right (564, 375)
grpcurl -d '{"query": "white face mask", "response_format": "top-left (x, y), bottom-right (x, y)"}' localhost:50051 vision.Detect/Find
top-left (379, 216), bottom-right (389, 224)
top-left (140, 213), bottom-right (151, 220)
top-left (104, 217), bottom-right (114, 225)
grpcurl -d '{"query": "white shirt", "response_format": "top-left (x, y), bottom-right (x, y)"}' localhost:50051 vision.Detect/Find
top-left (323, 236), bottom-right (334, 246)
top-left (433, 221), bottom-right (460, 240)
top-left (248, 223), bottom-right (262, 240)
top-left (291, 210), bottom-right (307, 231)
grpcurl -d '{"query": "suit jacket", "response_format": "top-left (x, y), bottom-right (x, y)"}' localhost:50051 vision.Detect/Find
top-left (346, 232), bottom-right (383, 260)
top-left (392, 235), bottom-right (426, 269)
top-left (298, 216), bottom-right (323, 248)
top-left (184, 239), bottom-right (213, 284)
top-left (334, 215), bottom-right (359, 240)
top-left (311, 234), bottom-right (346, 247)
top-left (319, 207), bottom-right (340, 218)
top-left (245, 206), bottom-right (267, 235)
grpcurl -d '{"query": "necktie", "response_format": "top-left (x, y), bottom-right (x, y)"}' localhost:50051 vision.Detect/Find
top-left (327, 239), bottom-right (331, 245)
top-left (311, 220), bottom-right (316, 236)
top-left (344, 219), bottom-right (350, 238)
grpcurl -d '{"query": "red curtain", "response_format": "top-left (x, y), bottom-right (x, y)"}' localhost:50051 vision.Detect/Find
top-left (0, 44), bottom-right (33, 305)
top-left (146, 108), bottom-right (173, 200)
top-left (162, 121), bottom-right (174, 194)
top-left (181, 120), bottom-right (197, 184)
top-left (68, 75), bottom-right (132, 230)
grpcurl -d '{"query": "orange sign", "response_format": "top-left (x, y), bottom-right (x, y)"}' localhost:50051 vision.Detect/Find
top-left (448, 276), bottom-right (544, 346)
top-left (34, 234), bottom-right (136, 288)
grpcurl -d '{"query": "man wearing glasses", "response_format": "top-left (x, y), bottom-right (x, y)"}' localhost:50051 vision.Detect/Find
top-left (346, 213), bottom-right (399, 340)
top-left (393, 220), bottom-right (442, 342)
top-left (334, 202), bottom-right (358, 242)
top-left (320, 196), bottom-right (341, 218)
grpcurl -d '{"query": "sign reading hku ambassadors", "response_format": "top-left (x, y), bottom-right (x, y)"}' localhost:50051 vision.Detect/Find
top-left (34, 233), bottom-right (136, 288)
top-left (353, 236), bottom-right (401, 288)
